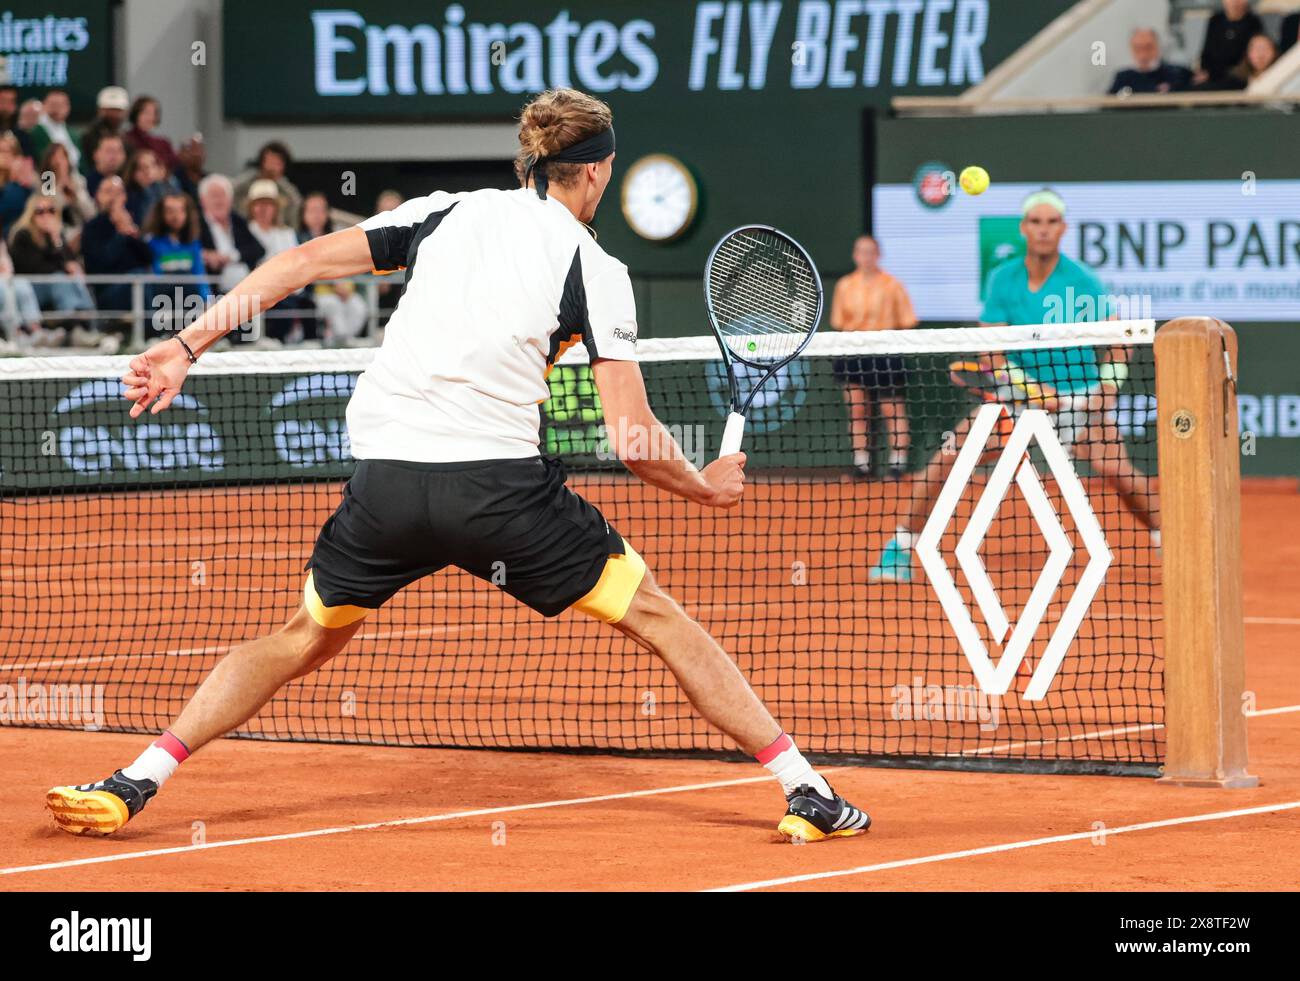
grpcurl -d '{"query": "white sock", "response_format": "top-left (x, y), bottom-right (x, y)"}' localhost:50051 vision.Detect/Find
top-left (1150, 528), bottom-right (1162, 549)
top-left (756, 733), bottom-right (834, 798)
top-left (121, 732), bottom-right (189, 788)
top-left (853, 449), bottom-right (870, 468)
top-left (893, 526), bottom-right (915, 550)
top-left (890, 450), bottom-right (908, 467)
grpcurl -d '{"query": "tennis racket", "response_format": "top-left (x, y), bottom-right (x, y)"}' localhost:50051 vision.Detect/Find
top-left (948, 358), bottom-right (1060, 411)
top-left (704, 225), bottom-right (824, 459)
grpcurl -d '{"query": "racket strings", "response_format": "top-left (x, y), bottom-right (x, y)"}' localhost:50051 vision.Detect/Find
top-left (707, 229), bottom-right (821, 365)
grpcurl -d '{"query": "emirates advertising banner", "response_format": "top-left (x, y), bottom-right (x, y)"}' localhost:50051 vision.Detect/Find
top-left (873, 175), bottom-right (1300, 323)
top-left (0, 2), bottom-right (113, 113)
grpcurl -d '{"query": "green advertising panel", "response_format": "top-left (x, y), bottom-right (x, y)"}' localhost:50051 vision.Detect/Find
top-left (0, 1), bottom-right (114, 116)
top-left (0, 342), bottom-right (1176, 495)
top-left (220, 1), bottom-right (1074, 277)
top-left (223, 0), bottom-right (1074, 119)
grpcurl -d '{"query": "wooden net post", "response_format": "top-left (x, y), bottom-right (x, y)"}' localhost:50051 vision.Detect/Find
top-left (1154, 317), bottom-right (1257, 788)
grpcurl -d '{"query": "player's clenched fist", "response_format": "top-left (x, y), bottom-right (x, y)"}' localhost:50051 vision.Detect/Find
top-left (700, 453), bottom-right (747, 509)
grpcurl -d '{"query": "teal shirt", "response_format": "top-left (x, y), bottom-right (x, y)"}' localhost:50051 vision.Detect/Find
top-left (980, 254), bottom-right (1108, 394)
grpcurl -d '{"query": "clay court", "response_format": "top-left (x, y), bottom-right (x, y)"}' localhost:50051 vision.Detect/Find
top-left (2, 482), bottom-right (1296, 892)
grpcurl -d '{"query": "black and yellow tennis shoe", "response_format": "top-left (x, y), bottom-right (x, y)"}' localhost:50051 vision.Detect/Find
top-left (46, 770), bottom-right (157, 836)
top-left (777, 784), bottom-right (871, 842)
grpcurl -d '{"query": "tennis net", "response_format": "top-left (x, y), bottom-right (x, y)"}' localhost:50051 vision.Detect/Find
top-left (0, 321), bottom-right (1162, 774)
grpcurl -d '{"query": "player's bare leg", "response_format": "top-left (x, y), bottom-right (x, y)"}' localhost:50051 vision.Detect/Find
top-left (870, 408), bottom-right (993, 582)
top-left (47, 607), bottom-right (363, 835)
top-left (613, 572), bottom-right (870, 841)
top-left (879, 394), bottom-right (911, 478)
top-left (1074, 418), bottom-right (1162, 535)
top-left (843, 384), bottom-right (872, 476)
top-left (168, 608), bottom-right (363, 752)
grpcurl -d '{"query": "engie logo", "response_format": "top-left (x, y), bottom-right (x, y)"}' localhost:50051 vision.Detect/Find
top-left (267, 373), bottom-right (355, 467)
top-left (916, 403), bottom-right (1112, 701)
top-left (54, 379), bottom-right (223, 474)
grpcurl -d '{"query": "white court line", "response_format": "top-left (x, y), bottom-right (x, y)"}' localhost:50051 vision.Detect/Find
top-left (950, 721), bottom-right (1163, 758)
top-left (1246, 617), bottom-right (1300, 626)
top-left (0, 622), bottom-right (490, 674)
top-left (706, 800), bottom-right (1300, 892)
top-left (951, 696), bottom-right (1294, 758)
top-left (1248, 704), bottom-right (1300, 718)
top-left (1, 774), bottom-right (781, 878)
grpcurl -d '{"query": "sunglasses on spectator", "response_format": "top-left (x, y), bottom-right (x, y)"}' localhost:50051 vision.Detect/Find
top-left (34, 206), bottom-right (57, 215)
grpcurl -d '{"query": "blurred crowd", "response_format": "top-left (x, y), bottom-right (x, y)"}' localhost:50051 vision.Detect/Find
top-left (0, 85), bottom-right (394, 354)
top-left (1109, 0), bottom-right (1296, 95)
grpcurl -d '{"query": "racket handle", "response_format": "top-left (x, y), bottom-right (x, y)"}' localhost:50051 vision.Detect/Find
top-left (719, 412), bottom-right (746, 458)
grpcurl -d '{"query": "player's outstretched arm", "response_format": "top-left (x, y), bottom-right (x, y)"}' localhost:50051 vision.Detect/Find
top-left (591, 358), bottom-right (746, 509)
top-left (122, 227), bottom-right (373, 418)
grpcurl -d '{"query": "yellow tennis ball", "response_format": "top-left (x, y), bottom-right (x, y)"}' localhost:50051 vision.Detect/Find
top-left (959, 166), bottom-right (990, 196)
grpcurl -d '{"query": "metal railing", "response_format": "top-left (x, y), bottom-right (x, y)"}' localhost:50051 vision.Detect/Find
top-left (892, 90), bottom-right (1300, 116)
top-left (0, 271), bottom-right (401, 352)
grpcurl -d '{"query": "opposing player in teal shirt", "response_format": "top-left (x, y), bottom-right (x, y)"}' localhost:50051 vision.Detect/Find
top-left (870, 188), bottom-right (1161, 583)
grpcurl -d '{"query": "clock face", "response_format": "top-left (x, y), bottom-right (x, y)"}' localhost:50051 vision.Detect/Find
top-left (621, 154), bottom-right (697, 242)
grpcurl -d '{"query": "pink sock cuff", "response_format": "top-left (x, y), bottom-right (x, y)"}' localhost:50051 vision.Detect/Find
top-left (154, 730), bottom-right (191, 763)
top-left (755, 732), bottom-right (793, 765)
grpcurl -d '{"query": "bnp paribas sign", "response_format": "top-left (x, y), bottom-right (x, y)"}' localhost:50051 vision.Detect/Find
top-left (223, 0), bottom-right (1072, 118)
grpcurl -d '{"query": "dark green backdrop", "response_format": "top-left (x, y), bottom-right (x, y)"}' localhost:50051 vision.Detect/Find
top-left (223, 0), bottom-right (1073, 277)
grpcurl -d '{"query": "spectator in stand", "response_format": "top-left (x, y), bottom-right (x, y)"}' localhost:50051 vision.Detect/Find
top-left (297, 191), bottom-right (336, 242)
top-left (124, 95), bottom-right (178, 175)
top-left (0, 86), bottom-right (36, 157)
top-left (0, 132), bottom-right (35, 237)
top-left (9, 192), bottom-right (97, 343)
top-left (81, 175), bottom-right (153, 315)
top-left (314, 280), bottom-right (370, 346)
top-left (233, 141), bottom-right (302, 228)
top-left (123, 147), bottom-right (180, 226)
top-left (29, 89), bottom-right (81, 169)
top-left (1229, 33), bottom-right (1281, 86)
top-left (245, 178), bottom-right (312, 342)
top-left (299, 191), bottom-right (361, 344)
top-left (246, 179), bottom-right (298, 259)
top-left (175, 134), bottom-right (207, 201)
top-left (17, 98), bottom-right (43, 149)
top-left (79, 86), bottom-right (129, 178)
top-left (374, 189), bottom-right (403, 213)
top-left (1109, 28), bottom-right (1193, 94)
top-left (1195, 0), bottom-right (1265, 87)
top-left (144, 192), bottom-right (210, 337)
top-left (85, 132), bottom-right (126, 197)
top-left (198, 173), bottom-right (264, 294)
top-left (1282, 11), bottom-right (1298, 55)
top-left (39, 143), bottom-right (95, 231)
top-left (369, 189), bottom-right (406, 329)
top-left (0, 86), bottom-right (18, 132)
top-left (0, 235), bottom-right (45, 350)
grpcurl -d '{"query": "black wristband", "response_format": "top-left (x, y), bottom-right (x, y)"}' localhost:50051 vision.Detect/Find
top-left (175, 335), bottom-right (199, 364)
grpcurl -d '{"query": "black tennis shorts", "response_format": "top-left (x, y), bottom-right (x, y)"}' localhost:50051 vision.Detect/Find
top-left (831, 355), bottom-right (908, 395)
top-left (305, 456), bottom-right (641, 622)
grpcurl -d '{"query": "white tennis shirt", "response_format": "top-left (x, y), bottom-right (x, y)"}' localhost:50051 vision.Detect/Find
top-left (346, 187), bottom-right (639, 462)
